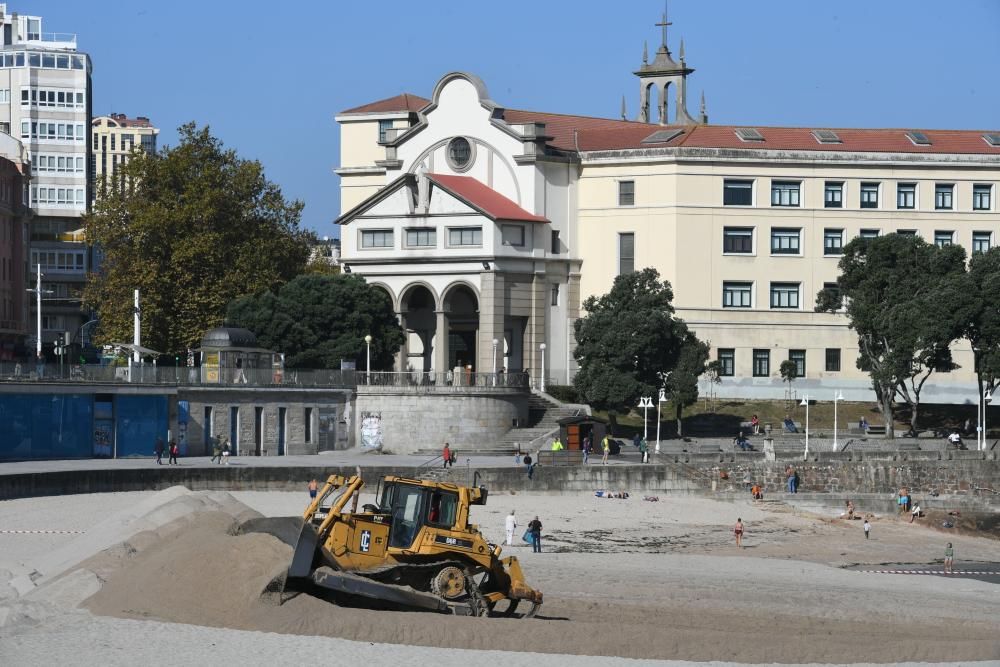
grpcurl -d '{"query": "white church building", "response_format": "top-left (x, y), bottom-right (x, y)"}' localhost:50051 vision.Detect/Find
top-left (336, 19), bottom-right (1000, 402)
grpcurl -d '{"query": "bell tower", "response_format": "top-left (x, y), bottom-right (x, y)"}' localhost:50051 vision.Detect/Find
top-left (634, 10), bottom-right (699, 125)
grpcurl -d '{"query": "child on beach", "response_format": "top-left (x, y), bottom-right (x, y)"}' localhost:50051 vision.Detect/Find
top-left (863, 518), bottom-right (871, 539)
top-left (733, 518), bottom-right (744, 548)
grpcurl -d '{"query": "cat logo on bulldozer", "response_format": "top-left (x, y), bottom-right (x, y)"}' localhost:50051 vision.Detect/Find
top-left (360, 529), bottom-right (372, 552)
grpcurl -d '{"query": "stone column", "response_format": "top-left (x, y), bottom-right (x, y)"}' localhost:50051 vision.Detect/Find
top-left (478, 272), bottom-right (505, 376)
top-left (395, 310), bottom-right (408, 372)
top-left (433, 309), bottom-right (448, 376)
top-left (526, 272), bottom-right (546, 387)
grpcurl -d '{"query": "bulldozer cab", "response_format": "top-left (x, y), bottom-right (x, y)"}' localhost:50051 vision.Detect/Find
top-left (380, 480), bottom-right (460, 549)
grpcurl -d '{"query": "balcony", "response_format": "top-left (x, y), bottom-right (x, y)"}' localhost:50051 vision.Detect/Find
top-left (26, 32), bottom-right (77, 49)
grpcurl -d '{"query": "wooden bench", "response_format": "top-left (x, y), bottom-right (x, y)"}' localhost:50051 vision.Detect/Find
top-left (537, 450), bottom-right (585, 466)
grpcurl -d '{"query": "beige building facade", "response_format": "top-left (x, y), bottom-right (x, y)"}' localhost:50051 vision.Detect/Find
top-left (336, 21), bottom-right (1000, 403)
top-left (91, 112), bottom-right (157, 200)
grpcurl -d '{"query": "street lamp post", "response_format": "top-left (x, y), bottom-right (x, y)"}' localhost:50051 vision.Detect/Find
top-left (492, 338), bottom-right (499, 386)
top-left (364, 334), bottom-right (372, 384)
top-left (832, 391), bottom-right (845, 451)
top-left (655, 387), bottom-right (666, 454)
top-left (982, 388), bottom-right (993, 451)
top-left (539, 343), bottom-right (546, 393)
top-left (26, 264), bottom-right (53, 375)
top-left (799, 395), bottom-right (810, 458)
top-left (638, 396), bottom-right (653, 444)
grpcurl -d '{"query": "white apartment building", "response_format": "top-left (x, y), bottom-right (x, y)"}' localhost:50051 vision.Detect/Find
top-left (0, 4), bottom-right (92, 351)
top-left (335, 19), bottom-right (1000, 403)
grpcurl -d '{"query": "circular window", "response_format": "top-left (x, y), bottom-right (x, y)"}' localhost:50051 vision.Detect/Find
top-left (446, 137), bottom-right (474, 172)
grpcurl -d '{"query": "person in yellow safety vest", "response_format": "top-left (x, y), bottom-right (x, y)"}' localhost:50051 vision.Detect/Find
top-left (601, 434), bottom-right (610, 465)
top-left (551, 437), bottom-right (564, 451)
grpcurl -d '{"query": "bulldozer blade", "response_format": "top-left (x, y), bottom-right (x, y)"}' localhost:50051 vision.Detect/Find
top-left (288, 521), bottom-right (321, 579)
top-left (310, 567), bottom-right (451, 613)
top-left (523, 601), bottom-right (542, 619)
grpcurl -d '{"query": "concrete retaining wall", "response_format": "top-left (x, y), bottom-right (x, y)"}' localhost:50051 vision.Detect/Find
top-left (354, 388), bottom-right (529, 454)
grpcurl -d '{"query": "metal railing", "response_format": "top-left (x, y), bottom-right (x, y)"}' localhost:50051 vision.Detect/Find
top-left (357, 370), bottom-right (529, 389)
top-left (30, 32), bottom-right (77, 44)
top-left (0, 362), bottom-right (356, 388)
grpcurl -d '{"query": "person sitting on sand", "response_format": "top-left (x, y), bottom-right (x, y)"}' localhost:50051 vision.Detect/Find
top-left (750, 484), bottom-right (762, 500)
top-left (845, 500), bottom-right (855, 520)
top-left (909, 502), bottom-right (922, 523)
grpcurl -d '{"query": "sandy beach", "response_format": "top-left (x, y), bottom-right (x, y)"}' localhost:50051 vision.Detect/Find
top-left (1, 487), bottom-right (998, 666)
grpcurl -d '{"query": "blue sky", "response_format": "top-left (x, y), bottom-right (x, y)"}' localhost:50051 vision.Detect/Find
top-left (31, 0), bottom-right (1000, 235)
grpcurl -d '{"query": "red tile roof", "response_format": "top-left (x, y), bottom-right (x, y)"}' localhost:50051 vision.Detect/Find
top-left (502, 110), bottom-right (1000, 155)
top-left (427, 173), bottom-right (548, 223)
top-left (341, 92), bottom-right (999, 156)
top-left (341, 93), bottom-right (430, 115)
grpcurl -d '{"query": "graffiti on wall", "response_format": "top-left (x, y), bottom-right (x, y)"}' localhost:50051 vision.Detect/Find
top-left (360, 411), bottom-right (383, 450)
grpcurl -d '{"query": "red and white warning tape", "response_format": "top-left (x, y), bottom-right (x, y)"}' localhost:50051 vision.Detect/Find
top-left (862, 569), bottom-right (1000, 575)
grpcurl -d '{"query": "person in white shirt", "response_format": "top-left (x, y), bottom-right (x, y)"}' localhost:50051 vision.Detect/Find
top-left (504, 510), bottom-right (517, 546)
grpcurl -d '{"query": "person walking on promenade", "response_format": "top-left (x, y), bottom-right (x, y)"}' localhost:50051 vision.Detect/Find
top-left (308, 479), bottom-right (318, 500)
top-left (528, 515), bottom-right (543, 553)
top-left (582, 434), bottom-right (591, 464)
top-left (222, 438), bottom-right (231, 464)
top-left (863, 518), bottom-right (871, 539)
top-left (601, 434), bottom-right (610, 465)
top-left (733, 518), bottom-right (745, 548)
top-left (505, 510), bottom-right (517, 546)
top-left (442, 442), bottom-right (452, 468)
top-left (944, 542), bottom-right (954, 573)
top-left (168, 440), bottom-right (179, 465)
top-left (210, 437), bottom-right (222, 464)
top-left (154, 438), bottom-right (165, 465)
top-left (639, 437), bottom-right (648, 463)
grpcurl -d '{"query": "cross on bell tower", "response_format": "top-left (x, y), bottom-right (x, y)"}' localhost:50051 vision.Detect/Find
top-left (633, 8), bottom-right (699, 125)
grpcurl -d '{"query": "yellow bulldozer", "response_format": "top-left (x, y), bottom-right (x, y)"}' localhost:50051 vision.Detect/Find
top-left (244, 472), bottom-right (543, 617)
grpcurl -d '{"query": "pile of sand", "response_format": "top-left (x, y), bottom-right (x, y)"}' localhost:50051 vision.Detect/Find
top-left (73, 504), bottom-right (1000, 663)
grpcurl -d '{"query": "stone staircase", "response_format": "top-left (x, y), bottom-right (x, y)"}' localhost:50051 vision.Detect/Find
top-left (497, 392), bottom-right (584, 452)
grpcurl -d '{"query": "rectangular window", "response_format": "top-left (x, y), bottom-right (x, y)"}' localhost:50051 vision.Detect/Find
top-left (770, 180), bottom-right (801, 207)
top-left (723, 179), bottom-right (753, 206)
top-left (618, 232), bottom-right (634, 275)
top-left (824, 181), bottom-right (844, 208)
top-left (770, 282), bottom-right (800, 309)
top-left (861, 182), bottom-right (880, 208)
top-left (551, 230), bottom-right (560, 254)
top-left (203, 407), bottom-right (213, 446)
top-left (823, 282), bottom-right (842, 309)
top-left (824, 229), bottom-right (844, 255)
top-left (361, 229), bottom-right (393, 248)
top-left (723, 227), bottom-right (753, 254)
top-left (501, 224), bottom-right (525, 247)
top-left (448, 227), bottom-right (482, 246)
top-left (752, 349), bottom-right (770, 377)
top-left (550, 284), bottom-right (559, 307)
top-left (859, 228), bottom-right (880, 239)
top-left (973, 184), bottom-right (993, 211)
top-left (897, 183), bottom-right (916, 209)
top-left (934, 231), bottom-right (953, 247)
top-left (935, 183), bottom-right (954, 210)
top-left (405, 228), bottom-right (435, 247)
top-left (789, 349), bottom-right (806, 378)
top-left (618, 180), bottom-right (635, 206)
top-left (304, 407), bottom-right (312, 443)
top-left (825, 348), bottom-right (841, 372)
top-left (377, 119), bottom-right (392, 143)
top-left (770, 228), bottom-right (801, 254)
top-left (973, 231), bottom-right (992, 254)
top-left (723, 281), bottom-right (753, 308)
top-left (897, 229), bottom-right (917, 237)
top-left (718, 349), bottom-right (735, 377)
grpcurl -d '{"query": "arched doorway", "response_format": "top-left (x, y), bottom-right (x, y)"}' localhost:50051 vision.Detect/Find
top-left (443, 284), bottom-right (479, 373)
top-left (399, 284), bottom-right (437, 372)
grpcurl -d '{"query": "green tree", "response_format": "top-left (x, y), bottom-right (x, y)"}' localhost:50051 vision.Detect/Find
top-left (966, 248), bottom-right (1000, 399)
top-left (573, 268), bottom-right (689, 415)
top-left (226, 274), bottom-right (403, 369)
top-left (663, 333), bottom-right (710, 437)
top-left (84, 123), bottom-right (310, 355)
top-left (816, 234), bottom-right (973, 436)
top-left (779, 359), bottom-right (797, 402)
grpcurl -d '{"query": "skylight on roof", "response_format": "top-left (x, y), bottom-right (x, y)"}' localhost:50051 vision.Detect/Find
top-left (812, 129), bottom-right (841, 144)
top-left (906, 131), bottom-right (931, 146)
top-left (642, 128), bottom-right (684, 144)
top-left (984, 133), bottom-right (1000, 147)
top-left (734, 128), bottom-right (764, 142)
